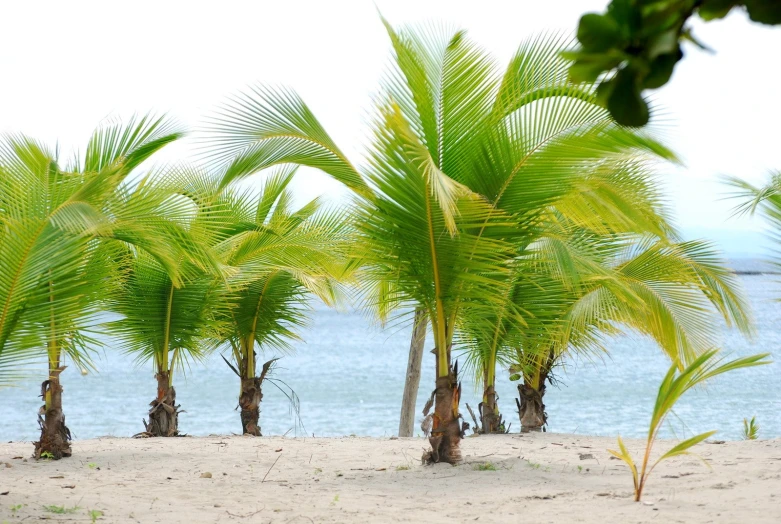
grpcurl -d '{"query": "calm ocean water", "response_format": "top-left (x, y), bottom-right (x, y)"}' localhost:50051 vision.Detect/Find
top-left (1, 266), bottom-right (779, 443)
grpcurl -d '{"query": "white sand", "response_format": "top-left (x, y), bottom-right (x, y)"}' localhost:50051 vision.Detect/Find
top-left (1, 433), bottom-right (780, 523)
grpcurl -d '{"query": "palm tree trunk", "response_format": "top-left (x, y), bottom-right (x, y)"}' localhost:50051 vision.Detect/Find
top-left (34, 366), bottom-right (71, 459)
top-left (425, 354), bottom-right (462, 464)
top-left (239, 374), bottom-right (262, 436)
top-left (480, 377), bottom-right (504, 434)
top-left (516, 380), bottom-right (547, 432)
top-left (238, 338), bottom-right (262, 436)
top-left (398, 309), bottom-right (427, 437)
top-left (144, 371), bottom-right (179, 436)
top-left (516, 348), bottom-right (554, 432)
top-left (428, 370), bottom-right (461, 463)
top-left (237, 342), bottom-right (276, 436)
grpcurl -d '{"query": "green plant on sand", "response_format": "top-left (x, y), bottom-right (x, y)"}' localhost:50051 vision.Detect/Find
top-left (743, 416), bottom-right (759, 440)
top-left (609, 349), bottom-right (770, 501)
top-left (43, 505), bottom-right (80, 514)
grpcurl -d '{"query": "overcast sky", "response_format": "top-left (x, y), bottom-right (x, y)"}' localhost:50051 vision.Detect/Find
top-left (2, 1), bottom-right (779, 257)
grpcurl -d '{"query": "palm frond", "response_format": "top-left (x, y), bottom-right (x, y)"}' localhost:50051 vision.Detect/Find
top-left (202, 85), bottom-right (369, 196)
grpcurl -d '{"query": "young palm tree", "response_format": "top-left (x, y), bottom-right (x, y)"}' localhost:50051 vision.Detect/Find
top-left (214, 166), bottom-right (350, 435)
top-left (0, 115), bottom-right (185, 458)
top-left (475, 230), bottom-right (751, 433)
top-left (109, 168), bottom-right (232, 437)
top-left (358, 107), bottom-right (518, 463)
top-left (207, 89), bottom-right (516, 462)
top-left (462, 160), bottom-right (679, 434)
top-left (203, 23), bottom-right (678, 462)
top-left (371, 26), bottom-right (680, 443)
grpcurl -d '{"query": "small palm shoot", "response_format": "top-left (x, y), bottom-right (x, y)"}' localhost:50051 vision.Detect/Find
top-left (609, 349), bottom-right (770, 502)
top-left (742, 416), bottom-right (759, 440)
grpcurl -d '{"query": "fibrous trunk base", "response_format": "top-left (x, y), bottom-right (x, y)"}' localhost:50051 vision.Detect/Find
top-left (239, 377), bottom-right (262, 436)
top-left (33, 370), bottom-right (72, 460)
top-left (423, 372), bottom-right (463, 465)
top-left (479, 385), bottom-right (505, 434)
top-left (144, 372), bottom-right (180, 437)
top-left (517, 382), bottom-right (546, 432)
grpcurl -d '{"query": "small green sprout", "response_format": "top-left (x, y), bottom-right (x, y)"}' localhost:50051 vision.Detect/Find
top-left (743, 416), bottom-right (759, 440)
top-left (609, 350), bottom-right (770, 502)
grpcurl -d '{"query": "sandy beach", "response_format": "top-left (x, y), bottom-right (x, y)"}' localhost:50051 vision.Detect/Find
top-left (1, 433), bottom-right (779, 523)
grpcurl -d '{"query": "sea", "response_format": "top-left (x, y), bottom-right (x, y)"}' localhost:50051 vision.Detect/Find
top-left (1, 259), bottom-right (779, 443)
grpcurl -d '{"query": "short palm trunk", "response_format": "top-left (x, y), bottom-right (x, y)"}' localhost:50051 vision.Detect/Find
top-left (144, 371), bottom-right (180, 437)
top-left (480, 385), bottom-right (505, 434)
top-left (239, 376), bottom-right (263, 436)
top-left (516, 382), bottom-right (546, 432)
top-left (235, 357), bottom-right (277, 436)
top-left (424, 371), bottom-right (463, 464)
top-left (34, 369), bottom-right (72, 459)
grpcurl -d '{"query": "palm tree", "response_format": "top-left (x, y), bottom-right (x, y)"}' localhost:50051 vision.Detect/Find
top-left (202, 22), bottom-right (680, 462)
top-left (373, 27), bottom-right (684, 441)
top-left (359, 108), bottom-right (518, 463)
top-left (108, 168), bottom-right (231, 437)
top-left (462, 159), bottom-right (680, 434)
top-left (214, 166), bottom-right (350, 435)
top-left (476, 229), bottom-right (752, 433)
top-left (0, 115), bottom-right (184, 458)
top-left (206, 86), bottom-right (515, 463)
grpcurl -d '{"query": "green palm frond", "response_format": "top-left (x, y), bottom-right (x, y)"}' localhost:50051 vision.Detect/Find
top-left (742, 416), bottom-right (759, 440)
top-left (725, 172), bottom-right (781, 273)
top-left (613, 238), bottom-right (752, 363)
top-left (356, 99), bottom-right (520, 376)
top-left (199, 165), bottom-right (353, 380)
top-left (482, 233), bottom-right (753, 391)
top-left (493, 32), bottom-right (591, 117)
top-left (110, 250), bottom-right (227, 371)
top-left (724, 172), bottom-right (781, 219)
top-left (83, 113), bottom-right (184, 174)
top-left (202, 85), bottom-right (369, 196)
top-left (380, 18), bottom-right (499, 175)
top-left (107, 169), bottom-right (235, 375)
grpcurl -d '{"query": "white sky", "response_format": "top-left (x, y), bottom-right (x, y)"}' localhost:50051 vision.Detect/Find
top-left (1, 1), bottom-right (779, 257)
